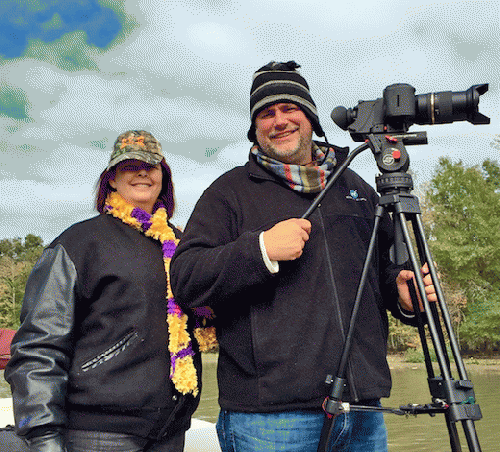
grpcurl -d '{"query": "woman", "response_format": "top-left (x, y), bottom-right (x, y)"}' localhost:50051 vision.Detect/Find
top-left (5, 130), bottom-right (215, 452)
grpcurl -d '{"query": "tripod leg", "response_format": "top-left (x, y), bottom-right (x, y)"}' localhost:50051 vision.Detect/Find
top-left (398, 211), bottom-right (465, 451)
top-left (413, 215), bottom-right (468, 379)
top-left (317, 207), bottom-right (385, 452)
top-left (413, 214), bottom-right (483, 451)
top-left (393, 214), bottom-right (435, 377)
top-left (317, 418), bottom-right (335, 452)
top-left (396, 210), bottom-right (453, 377)
top-left (446, 411), bottom-right (463, 452)
top-left (397, 210), bottom-right (482, 452)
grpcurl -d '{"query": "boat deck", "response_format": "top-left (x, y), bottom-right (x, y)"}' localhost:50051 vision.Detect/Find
top-left (1, 398), bottom-right (221, 451)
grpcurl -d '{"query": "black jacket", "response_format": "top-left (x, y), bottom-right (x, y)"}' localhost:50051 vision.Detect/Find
top-left (171, 147), bottom-right (413, 412)
top-left (5, 214), bottom-right (200, 448)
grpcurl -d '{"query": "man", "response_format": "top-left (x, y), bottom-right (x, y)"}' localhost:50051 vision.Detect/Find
top-left (170, 61), bottom-right (435, 451)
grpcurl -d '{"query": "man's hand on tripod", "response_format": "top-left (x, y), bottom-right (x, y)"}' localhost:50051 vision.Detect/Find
top-left (263, 218), bottom-right (311, 261)
top-left (396, 263), bottom-right (437, 311)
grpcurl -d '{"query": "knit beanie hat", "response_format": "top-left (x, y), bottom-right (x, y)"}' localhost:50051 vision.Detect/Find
top-left (247, 61), bottom-right (325, 142)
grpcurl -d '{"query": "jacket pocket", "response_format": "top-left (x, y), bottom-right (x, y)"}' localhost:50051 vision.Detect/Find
top-left (81, 330), bottom-right (139, 372)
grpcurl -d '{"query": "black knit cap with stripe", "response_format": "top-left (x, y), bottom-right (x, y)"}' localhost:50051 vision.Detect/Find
top-left (247, 61), bottom-right (325, 142)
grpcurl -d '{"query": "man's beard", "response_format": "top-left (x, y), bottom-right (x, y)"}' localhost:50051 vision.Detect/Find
top-left (259, 135), bottom-right (312, 165)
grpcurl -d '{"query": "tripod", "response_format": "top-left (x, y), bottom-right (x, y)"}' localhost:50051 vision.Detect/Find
top-left (302, 133), bottom-right (483, 452)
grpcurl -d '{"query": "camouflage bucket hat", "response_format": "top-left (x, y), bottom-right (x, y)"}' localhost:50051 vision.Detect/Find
top-left (107, 130), bottom-right (164, 170)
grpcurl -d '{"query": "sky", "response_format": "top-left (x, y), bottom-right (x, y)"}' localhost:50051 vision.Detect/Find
top-left (0, 0), bottom-right (498, 244)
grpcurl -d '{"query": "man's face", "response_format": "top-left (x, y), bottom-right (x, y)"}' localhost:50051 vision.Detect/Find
top-left (255, 103), bottom-right (313, 165)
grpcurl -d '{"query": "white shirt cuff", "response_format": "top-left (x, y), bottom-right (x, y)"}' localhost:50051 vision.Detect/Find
top-left (398, 301), bottom-right (416, 318)
top-left (259, 232), bottom-right (279, 274)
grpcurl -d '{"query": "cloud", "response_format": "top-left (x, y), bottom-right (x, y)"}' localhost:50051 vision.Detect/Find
top-left (165, 140), bottom-right (250, 223)
top-left (185, 22), bottom-right (246, 59)
top-left (0, 173), bottom-right (96, 244)
top-left (17, 64), bottom-right (247, 146)
top-left (0, 141), bottom-right (104, 242)
top-left (0, 0), bottom-right (498, 244)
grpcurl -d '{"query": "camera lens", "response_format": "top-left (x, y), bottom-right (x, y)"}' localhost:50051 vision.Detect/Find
top-left (415, 84), bottom-right (489, 125)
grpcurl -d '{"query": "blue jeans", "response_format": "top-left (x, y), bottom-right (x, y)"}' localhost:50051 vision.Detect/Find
top-left (216, 401), bottom-right (387, 452)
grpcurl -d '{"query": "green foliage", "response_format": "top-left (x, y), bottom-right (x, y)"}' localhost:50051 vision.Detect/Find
top-left (0, 234), bottom-right (43, 261)
top-left (482, 158), bottom-right (500, 190)
top-left (0, 235), bottom-right (44, 329)
top-left (403, 344), bottom-right (453, 363)
top-left (426, 157), bottom-right (500, 287)
top-left (388, 317), bottom-right (419, 352)
top-left (424, 157), bottom-right (500, 352)
top-left (403, 348), bottom-right (425, 363)
top-left (459, 286), bottom-right (500, 353)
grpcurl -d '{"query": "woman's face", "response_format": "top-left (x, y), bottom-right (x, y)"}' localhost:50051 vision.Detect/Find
top-left (109, 160), bottom-right (163, 213)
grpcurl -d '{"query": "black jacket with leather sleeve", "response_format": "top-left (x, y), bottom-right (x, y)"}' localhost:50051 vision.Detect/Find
top-left (5, 214), bottom-right (200, 451)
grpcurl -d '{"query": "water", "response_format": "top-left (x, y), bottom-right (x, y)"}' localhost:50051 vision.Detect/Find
top-left (195, 354), bottom-right (500, 452)
top-left (2, 357), bottom-right (498, 451)
top-left (385, 363), bottom-right (499, 452)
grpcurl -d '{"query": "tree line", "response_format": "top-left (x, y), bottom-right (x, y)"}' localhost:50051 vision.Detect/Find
top-left (0, 234), bottom-right (44, 329)
top-left (389, 156), bottom-right (500, 355)
top-left (1, 156), bottom-right (499, 354)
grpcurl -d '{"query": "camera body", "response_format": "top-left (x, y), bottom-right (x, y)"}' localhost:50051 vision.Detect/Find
top-left (332, 84), bottom-right (490, 142)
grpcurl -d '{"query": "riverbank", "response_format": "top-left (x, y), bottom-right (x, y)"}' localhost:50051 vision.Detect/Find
top-left (387, 353), bottom-right (500, 372)
top-left (202, 352), bottom-right (500, 371)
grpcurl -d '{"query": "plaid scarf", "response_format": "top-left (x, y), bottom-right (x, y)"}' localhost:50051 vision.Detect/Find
top-left (105, 192), bottom-right (217, 396)
top-left (251, 143), bottom-right (336, 193)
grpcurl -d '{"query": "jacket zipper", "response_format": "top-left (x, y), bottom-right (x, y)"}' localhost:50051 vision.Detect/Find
top-left (317, 206), bottom-right (359, 402)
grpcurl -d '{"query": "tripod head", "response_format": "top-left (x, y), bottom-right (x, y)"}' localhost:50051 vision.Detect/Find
top-left (363, 132), bottom-right (421, 201)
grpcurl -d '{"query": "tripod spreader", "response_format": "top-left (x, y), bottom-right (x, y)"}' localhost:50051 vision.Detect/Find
top-left (322, 391), bottom-right (479, 420)
top-left (322, 399), bottom-right (446, 418)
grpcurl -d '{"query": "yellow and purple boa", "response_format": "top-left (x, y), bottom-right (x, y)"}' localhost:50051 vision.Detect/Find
top-left (105, 192), bottom-right (217, 396)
